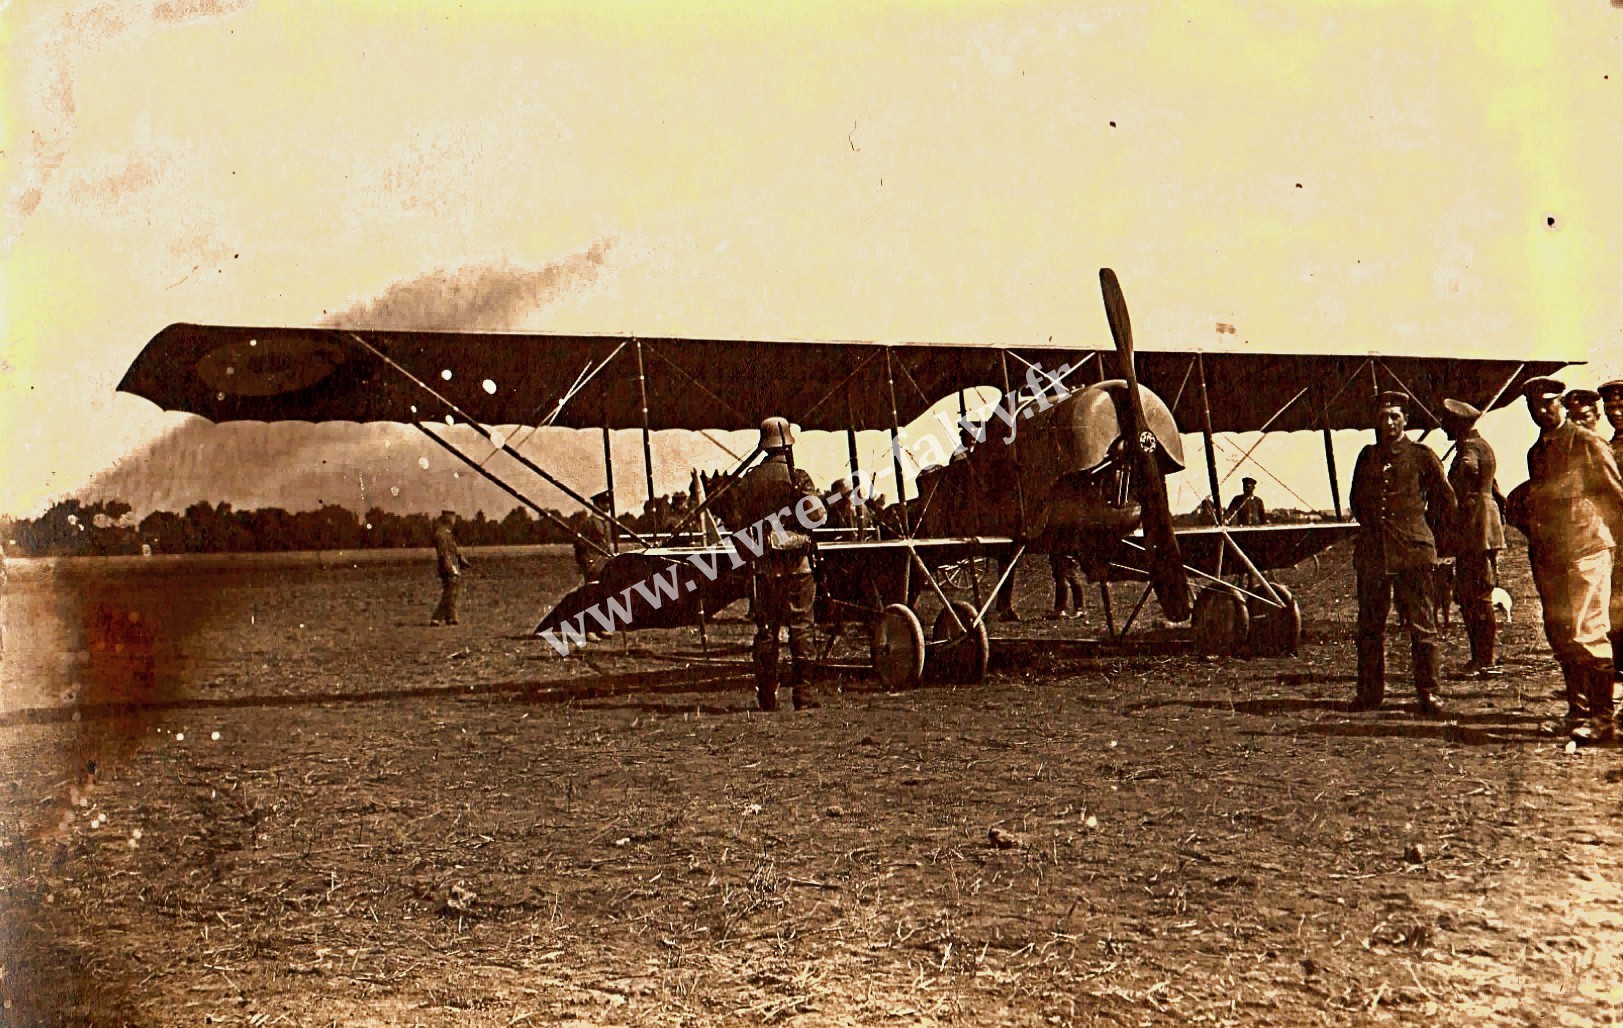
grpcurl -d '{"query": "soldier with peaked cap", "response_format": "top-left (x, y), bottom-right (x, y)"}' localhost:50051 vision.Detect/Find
top-left (1564, 388), bottom-right (1603, 432)
top-left (1223, 476), bottom-right (1267, 526)
top-left (429, 510), bottom-right (472, 626)
top-left (1520, 376), bottom-right (1623, 739)
top-left (729, 417), bottom-right (826, 711)
top-left (1349, 391), bottom-right (1457, 714)
top-left (1602, 379), bottom-right (1623, 680)
top-left (1440, 398), bottom-right (1506, 676)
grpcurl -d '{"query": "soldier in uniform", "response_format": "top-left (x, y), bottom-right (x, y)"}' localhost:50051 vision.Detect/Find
top-left (1047, 553), bottom-right (1087, 620)
top-left (1602, 379), bottom-right (1623, 680)
top-left (429, 510), bottom-right (472, 626)
top-left (1223, 477), bottom-right (1267, 526)
top-left (1564, 388), bottom-right (1603, 432)
top-left (1518, 377), bottom-right (1623, 738)
top-left (574, 491), bottom-right (614, 585)
top-left (729, 417), bottom-right (826, 711)
top-left (1349, 392), bottom-right (1457, 714)
top-left (1440, 399), bottom-right (1506, 675)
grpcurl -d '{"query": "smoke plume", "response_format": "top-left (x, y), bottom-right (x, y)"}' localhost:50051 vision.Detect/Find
top-left (320, 237), bottom-right (615, 332)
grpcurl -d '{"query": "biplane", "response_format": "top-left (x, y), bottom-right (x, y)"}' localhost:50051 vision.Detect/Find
top-left (117, 272), bottom-right (1571, 688)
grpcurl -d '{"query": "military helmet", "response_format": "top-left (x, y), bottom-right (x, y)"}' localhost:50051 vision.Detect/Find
top-left (759, 417), bottom-right (795, 450)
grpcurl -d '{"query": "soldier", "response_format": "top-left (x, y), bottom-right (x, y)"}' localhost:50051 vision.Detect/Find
top-left (1519, 376), bottom-right (1623, 739)
top-left (1603, 379), bottom-right (1623, 680)
top-left (730, 417), bottom-right (825, 711)
top-left (429, 510), bottom-right (472, 626)
top-left (1564, 388), bottom-right (1603, 432)
top-left (1440, 399), bottom-right (1506, 676)
top-left (1349, 391), bottom-right (1457, 714)
top-left (825, 477), bottom-right (873, 540)
top-left (574, 491), bottom-right (614, 585)
top-left (1223, 477), bottom-right (1267, 526)
top-left (1047, 553), bottom-right (1087, 620)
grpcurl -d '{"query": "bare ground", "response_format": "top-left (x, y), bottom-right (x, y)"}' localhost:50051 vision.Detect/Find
top-left (2, 543), bottom-right (1621, 1026)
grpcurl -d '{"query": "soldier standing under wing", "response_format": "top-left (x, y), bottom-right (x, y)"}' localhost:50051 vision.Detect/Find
top-left (1349, 391), bottom-right (1456, 715)
top-left (730, 418), bottom-right (825, 712)
top-left (1519, 377), bottom-right (1623, 741)
top-left (1440, 399), bottom-right (1506, 676)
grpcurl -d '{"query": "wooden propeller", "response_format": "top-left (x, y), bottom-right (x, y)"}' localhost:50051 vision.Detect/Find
top-left (1099, 268), bottom-right (1192, 622)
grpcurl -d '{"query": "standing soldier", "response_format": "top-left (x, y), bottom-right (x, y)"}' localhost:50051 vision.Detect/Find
top-left (1602, 379), bottom-right (1623, 680)
top-left (574, 491), bottom-right (614, 585)
top-left (1349, 392), bottom-right (1457, 714)
top-left (730, 418), bottom-right (825, 711)
top-left (571, 491), bottom-right (615, 644)
top-left (1047, 553), bottom-right (1087, 620)
top-left (1441, 399), bottom-right (1506, 676)
top-left (1518, 377), bottom-right (1623, 740)
top-left (429, 510), bottom-right (472, 626)
top-left (1564, 388), bottom-right (1603, 432)
top-left (1223, 477), bottom-right (1268, 526)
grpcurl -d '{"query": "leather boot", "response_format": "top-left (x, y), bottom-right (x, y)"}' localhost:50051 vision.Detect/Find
top-left (1465, 616), bottom-right (1499, 675)
top-left (789, 664), bottom-right (818, 710)
top-left (1414, 640), bottom-right (1442, 715)
top-left (1590, 662), bottom-right (1617, 742)
top-left (1612, 632), bottom-right (1623, 683)
top-left (757, 673), bottom-right (779, 712)
top-left (1563, 662), bottom-right (1589, 722)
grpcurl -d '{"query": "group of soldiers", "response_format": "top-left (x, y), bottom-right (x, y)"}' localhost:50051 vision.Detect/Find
top-left (1353, 380), bottom-right (1623, 739)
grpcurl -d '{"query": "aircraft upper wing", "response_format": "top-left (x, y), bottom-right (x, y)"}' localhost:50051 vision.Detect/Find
top-left (119, 323), bottom-right (1575, 434)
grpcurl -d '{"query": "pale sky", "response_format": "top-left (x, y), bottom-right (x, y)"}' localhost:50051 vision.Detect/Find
top-left (3, 0), bottom-right (1621, 519)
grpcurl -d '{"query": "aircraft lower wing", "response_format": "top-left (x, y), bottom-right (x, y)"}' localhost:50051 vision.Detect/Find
top-left (1104, 522), bottom-right (1360, 582)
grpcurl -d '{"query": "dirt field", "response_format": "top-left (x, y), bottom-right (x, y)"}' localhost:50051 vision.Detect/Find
top-left (2, 542), bottom-right (1622, 1026)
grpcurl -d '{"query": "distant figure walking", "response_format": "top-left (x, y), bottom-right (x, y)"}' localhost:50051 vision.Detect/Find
top-left (430, 511), bottom-right (471, 626)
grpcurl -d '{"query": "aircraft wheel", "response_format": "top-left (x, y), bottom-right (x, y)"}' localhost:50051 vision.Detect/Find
top-left (1191, 586), bottom-right (1250, 657)
top-left (926, 600), bottom-right (989, 684)
top-left (872, 603), bottom-right (926, 690)
top-left (1246, 581), bottom-right (1301, 657)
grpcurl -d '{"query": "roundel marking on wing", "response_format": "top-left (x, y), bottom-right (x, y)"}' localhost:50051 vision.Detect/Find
top-left (195, 337), bottom-right (349, 397)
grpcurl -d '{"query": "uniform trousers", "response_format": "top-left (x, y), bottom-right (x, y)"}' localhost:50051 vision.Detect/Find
top-left (1611, 545), bottom-right (1623, 680)
top-left (432, 573), bottom-right (462, 625)
top-left (1049, 554), bottom-right (1086, 615)
top-left (1355, 564), bottom-right (1439, 708)
top-left (1452, 550), bottom-right (1500, 667)
top-left (1531, 548), bottom-right (1615, 720)
top-left (752, 572), bottom-right (816, 709)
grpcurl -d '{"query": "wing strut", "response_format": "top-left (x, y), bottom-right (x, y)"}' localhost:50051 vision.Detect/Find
top-left (345, 331), bottom-right (653, 547)
top-left (414, 424), bottom-right (613, 562)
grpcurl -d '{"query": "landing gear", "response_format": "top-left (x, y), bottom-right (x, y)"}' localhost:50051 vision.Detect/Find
top-left (1191, 586), bottom-right (1249, 656)
top-left (871, 603), bottom-right (926, 690)
top-left (926, 600), bottom-right (989, 685)
top-left (1245, 580), bottom-right (1301, 657)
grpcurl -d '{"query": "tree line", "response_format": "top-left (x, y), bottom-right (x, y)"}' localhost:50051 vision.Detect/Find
top-left (0, 498), bottom-right (683, 558)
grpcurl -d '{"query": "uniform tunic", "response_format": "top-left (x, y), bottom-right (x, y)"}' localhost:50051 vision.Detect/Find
top-left (1349, 438), bottom-right (1457, 706)
top-left (431, 522), bottom-right (470, 625)
top-left (1223, 493), bottom-right (1266, 526)
top-left (1446, 431), bottom-right (1505, 644)
top-left (574, 514), bottom-right (612, 583)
